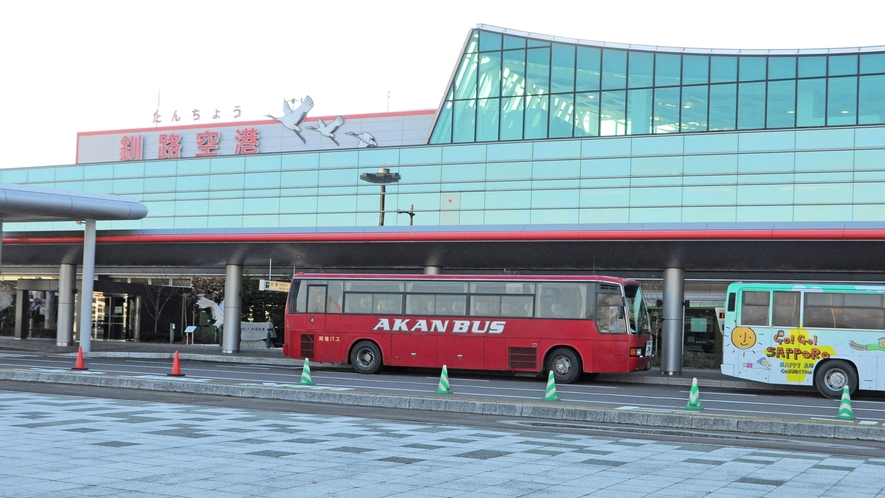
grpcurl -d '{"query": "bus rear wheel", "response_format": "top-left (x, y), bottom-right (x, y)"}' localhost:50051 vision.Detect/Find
top-left (546, 348), bottom-right (581, 384)
top-left (814, 360), bottom-right (857, 399)
top-left (350, 341), bottom-right (382, 374)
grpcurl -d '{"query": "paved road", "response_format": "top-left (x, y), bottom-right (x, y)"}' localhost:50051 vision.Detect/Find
top-left (3, 387), bottom-right (885, 498)
top-left (3, 353), bottom-right (885, 425)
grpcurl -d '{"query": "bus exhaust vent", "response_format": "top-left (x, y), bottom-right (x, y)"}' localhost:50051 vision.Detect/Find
top-left (300, 334), bottom-right (315, 359)
top-left (509, 347), bottom-right (537, 369)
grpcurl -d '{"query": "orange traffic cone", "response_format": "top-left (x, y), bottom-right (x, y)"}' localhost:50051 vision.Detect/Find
top-left (167, 351), bottom-right (185, 377)
top-left (72, 346), bottom-right (88, 371)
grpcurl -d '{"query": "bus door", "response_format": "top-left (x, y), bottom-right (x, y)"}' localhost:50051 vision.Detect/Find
top-left (305, 284), bottom-right (327, 331)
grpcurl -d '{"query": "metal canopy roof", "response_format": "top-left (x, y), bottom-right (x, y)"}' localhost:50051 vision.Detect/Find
top-left (3, 222), bottom-right (885, 281)
top-left (0, 183), bottom-right (147, 223)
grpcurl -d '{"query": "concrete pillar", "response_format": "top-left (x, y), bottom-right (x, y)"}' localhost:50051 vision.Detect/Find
top-left (424, 265), bottom-right (442, 275)
top-left (660, 267), bottom-right (685, 376)
top-left (57, 263), bottom-right (76, 346)
top-left (13, 288), bottom-right (28, 340)
top-left (221, 264), bottom-right (242, 354)
top-left (78, 219), bottom-right (96, 353)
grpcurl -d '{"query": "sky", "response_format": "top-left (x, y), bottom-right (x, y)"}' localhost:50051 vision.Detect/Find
top-left (2, 0), bottom-right (883, 170)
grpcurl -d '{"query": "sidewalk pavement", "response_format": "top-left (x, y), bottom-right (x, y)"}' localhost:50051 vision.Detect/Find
top-left (3, 336), bottom-right (881, 442)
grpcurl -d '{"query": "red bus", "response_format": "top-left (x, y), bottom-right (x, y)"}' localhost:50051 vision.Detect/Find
top-left (282, 273), bottom-right (653, 383)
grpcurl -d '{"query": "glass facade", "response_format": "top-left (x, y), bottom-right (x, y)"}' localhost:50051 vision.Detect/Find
top-left (5, 27), bottom-right (885, 234)
top-left (6, 126), bottom-right (885, 232)
top-left (429, 28), bottom-right (885, 143)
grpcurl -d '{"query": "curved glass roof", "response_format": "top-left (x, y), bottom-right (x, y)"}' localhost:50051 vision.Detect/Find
top-left (429, 25), bottom-right (885, 143)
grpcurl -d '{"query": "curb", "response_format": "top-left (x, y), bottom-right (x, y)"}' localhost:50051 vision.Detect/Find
top-left (1, 369), bottom-right (880, 442)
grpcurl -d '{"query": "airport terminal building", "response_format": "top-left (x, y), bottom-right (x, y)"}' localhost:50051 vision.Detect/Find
top-left (4, 24), bottom-right (885, 353)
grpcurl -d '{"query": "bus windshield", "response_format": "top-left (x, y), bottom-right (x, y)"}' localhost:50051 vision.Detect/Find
top-left (625, 284), bottom-right (650, 335)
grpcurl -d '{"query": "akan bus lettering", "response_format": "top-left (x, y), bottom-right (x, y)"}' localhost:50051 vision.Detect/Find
top-left (372, 318), bottom-right (506, 334)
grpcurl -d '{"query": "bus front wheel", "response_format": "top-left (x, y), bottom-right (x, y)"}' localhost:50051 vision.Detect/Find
top-left (350, 341), bottom-right (383, 374)
top-left (546, 348), bottom-right (581, 384)
top-left (814, 360), bottom-right (857, 399)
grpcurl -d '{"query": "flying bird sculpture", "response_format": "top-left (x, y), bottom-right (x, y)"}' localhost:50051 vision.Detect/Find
top-left (306, 116), bottom-right (345, 146)
top-left (196, 296), bottom-right (224, 329)
top-left (265, 96), bottom-right (314, 144)
top-left (346, 131), bottom-right (378, 148)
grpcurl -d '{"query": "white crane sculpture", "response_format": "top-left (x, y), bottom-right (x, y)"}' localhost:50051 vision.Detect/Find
top-left (346, 131), bottom-right (378, 148)
top-left (265, 96), bottom-right (314, 144)
top-left (306, 116), bottom-right (345, 146)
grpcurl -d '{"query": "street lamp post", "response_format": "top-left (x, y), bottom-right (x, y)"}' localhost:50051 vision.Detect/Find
top-left (360, 168), bottom-right (401, 226)
top-left (397, 204), bottom-right (415, 226)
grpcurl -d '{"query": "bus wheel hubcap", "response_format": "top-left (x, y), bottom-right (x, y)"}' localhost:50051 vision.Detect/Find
top-left (826, 371), bottom-right (846, 390)
top-left (358, 350), bottom-right (373, 366)
top-left (554, 357), bottom-right (570, 375)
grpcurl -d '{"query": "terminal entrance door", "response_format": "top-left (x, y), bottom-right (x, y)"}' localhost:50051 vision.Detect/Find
top-left (93, 293), bottom-right (130, 340)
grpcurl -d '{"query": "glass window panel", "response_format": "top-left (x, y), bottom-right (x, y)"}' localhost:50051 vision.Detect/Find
top-left (503, 35), bottom-right (525, 50)
top-left (478, 30), bottom-right (501, 52)
top-left (602, 49), bottom-right (627, 90)
top-left (797, 78), bottom-right (826, 127)
top-left (860, 53), bottom-right (885, 74)
top-left (628, 51), bottom-right (654, 88)
top-left (682, 55), bottom-right (709, 85)
top-left (526, 47), bottom-right (550, 95)
top-left (859, 75), bottom-right (885, 124)
top-left (524, 94), bottom-right (549, 139)
top-left (737, 82), bottom-right (766, 130)
top-left (478, 52), bottom-right (501, 99)
top-left (502, 50), bottom-right (526, 98)
top-left (798, 56), bottom-right (827, 78)
top-left (576, 46), bottom-right (601, 91)
top-left (655, 53), bottom-right (681, 86)
top-left (548, 93), bottom-right (574, 138)
top-left (681, 85), bottom-right (708, 132)
top-left (829, 55), bottom-right (858, 76)
top-left (709, 83), bottom-right (737, 131)
top-left (767, 80), bottom-right (796, 128)
top-left (500, 96), bottom-right (524, 140)
top-left (741, 290), bottom-right (770, 326)
top-left (768, 56), bottom-right (796, 80)
top-left (710, 56), bottom-right (737, 83)
top-left (574, 92), bottom-right (599, 137)
top-left (453, 52), bottom-right (478, 100)
top-left (627, 89), bottom-right (653, 135)
top-left (653, 87), bottom-right (680, 134)
top-left (772, 292), bottom-right (800, 327)
top-left (600, 90), bottom-right (626, 136)
top-left (470, 295), bottom-right (501, 317)
top-left (739, 56), bottom-right (766, 81)
top-left (476, 98), bottom-right (500, 141)
top-left (551, 43), bottom-right (575, 93)
top-left (527, 38), bottom-right (549, 49)
top-left (453, 100), bottom-right (476, 143)
top-left (501, 295), bottom-right (534, 317)
top-left (827, 76), bottom-right (857, 125)
top-left (465, 31), bottom-right (479, 53)
top-left (501, 97), bottom-right (524, 140)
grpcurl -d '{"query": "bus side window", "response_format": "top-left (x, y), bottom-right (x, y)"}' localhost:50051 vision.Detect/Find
top-left (288, 280), bottom-right (302, 314)
top-left (772, 291), bottom-right (799, 327)
top-left (740, 291), bottom-right (770, 326)
top-left (327, 281), bottom-right (343, 313)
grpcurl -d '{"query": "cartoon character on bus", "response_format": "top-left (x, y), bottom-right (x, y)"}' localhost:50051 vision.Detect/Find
top-left (849, 337), bottom-right (885, 351)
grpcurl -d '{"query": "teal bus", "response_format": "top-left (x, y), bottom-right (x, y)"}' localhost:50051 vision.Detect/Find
top-left (721, 282), bottom-right (885, 398)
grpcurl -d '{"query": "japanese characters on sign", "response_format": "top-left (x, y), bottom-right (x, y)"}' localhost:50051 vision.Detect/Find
top-left (119, 135), bottom-right (143, 161)
top-left (153, 106), bottom-right (242, 125)
top-left (119, 128), bottom-right (261, 161)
